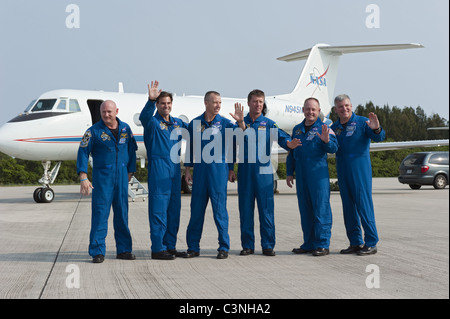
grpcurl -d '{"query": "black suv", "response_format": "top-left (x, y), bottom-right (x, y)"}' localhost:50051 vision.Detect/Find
top-left (398, 151), bottom-right (449, 189)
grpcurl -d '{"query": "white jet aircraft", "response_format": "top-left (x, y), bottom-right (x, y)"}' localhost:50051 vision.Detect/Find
top-left (0, 43), bottom-right (447, 203)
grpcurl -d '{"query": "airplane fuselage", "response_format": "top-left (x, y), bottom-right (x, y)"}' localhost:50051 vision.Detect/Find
top-left (0, 89), bottom-right (305, 161)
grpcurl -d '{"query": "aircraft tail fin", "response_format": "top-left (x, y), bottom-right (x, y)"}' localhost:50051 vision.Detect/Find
top-left (276, 43), bottom-right (424, 113)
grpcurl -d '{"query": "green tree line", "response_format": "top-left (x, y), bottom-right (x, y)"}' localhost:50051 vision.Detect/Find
top-left (0, 102), bottom-right (448, 185)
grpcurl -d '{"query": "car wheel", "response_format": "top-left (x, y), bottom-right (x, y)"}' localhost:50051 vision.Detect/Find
top-left (433, 174), bottom-right (447, 189)
top-left (409, 184), bottom-right (422, 190)
top-left (181, 175), bottom-right (192, 194)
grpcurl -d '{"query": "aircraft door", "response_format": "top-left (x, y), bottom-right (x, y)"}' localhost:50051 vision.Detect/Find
top-left (87, 99), bottom-right (104, 125)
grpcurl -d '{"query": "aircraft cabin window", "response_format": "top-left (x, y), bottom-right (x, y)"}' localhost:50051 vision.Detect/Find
top-left (57, 100), bottom-right (67, 111)
top-left (69, 99), bottom-right (81, 112)
top-left (31, 99), bottom-right (57, 112)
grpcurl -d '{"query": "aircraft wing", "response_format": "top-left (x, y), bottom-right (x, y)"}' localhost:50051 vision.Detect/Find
top-left (270, 139), bottom-right (449, 161)
top-left (369, 139), bottom-right (449, 151)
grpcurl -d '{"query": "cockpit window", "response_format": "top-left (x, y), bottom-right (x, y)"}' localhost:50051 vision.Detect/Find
top-left (31, 99), bottom-right (57, 112)
top-left (57, 100), bottom-right (67, 110)
top-left (24, 99), bottom-right (37, 112)
top-left (69, 99), bottom-right (81, 112)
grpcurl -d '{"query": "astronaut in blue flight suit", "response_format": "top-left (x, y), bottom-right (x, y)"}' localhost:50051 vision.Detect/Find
top-left (77, 100), bottom-right (137, 263)
top-left (237, 89), bottom-right (301, 257)
top-left (286, 97), bottom-right (338, 257)
top-left (183, 91), bottom-right (245, 259)
top-left (139, 81), bottom-right (189, 260)
top-left (331, 94), bottom-right (385, 256)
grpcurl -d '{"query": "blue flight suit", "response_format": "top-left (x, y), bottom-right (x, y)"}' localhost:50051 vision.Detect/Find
top-left (77, 118), bottom-right (137, 257)
top-left (286, 118), bottom-right (338, 250)
top-left (139, 99), bottom-right (188, 253)
top-left (330, 113), bottom-right (385, 247)
top-left (237, 114), bottom-right (291, 251)
top-left (184, 113), bottom-right (236, 253)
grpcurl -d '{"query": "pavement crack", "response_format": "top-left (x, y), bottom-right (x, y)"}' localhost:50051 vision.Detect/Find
top-left (38, 195), bottom-right (83, 299)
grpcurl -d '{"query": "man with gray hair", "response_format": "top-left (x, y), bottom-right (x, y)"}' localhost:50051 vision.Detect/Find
top-left (331, 94), bottom-right (385, 256)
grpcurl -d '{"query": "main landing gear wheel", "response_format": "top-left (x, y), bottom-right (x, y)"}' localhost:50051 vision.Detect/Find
top-left (33, 187), bottom-right (55, 203)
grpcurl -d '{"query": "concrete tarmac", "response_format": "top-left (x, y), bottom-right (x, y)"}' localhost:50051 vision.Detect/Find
top-left (0, 178), bottom-right (448, 299)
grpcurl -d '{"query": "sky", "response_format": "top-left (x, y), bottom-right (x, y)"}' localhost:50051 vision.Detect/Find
top-left (0, 0), bottom-right (448, 127)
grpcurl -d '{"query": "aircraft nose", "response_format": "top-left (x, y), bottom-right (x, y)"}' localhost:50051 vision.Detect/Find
top-left (0, 122), bottom-right (16, 156)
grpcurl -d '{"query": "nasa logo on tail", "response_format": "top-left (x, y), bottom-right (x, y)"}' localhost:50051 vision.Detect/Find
top-left (307, 65), bottom-right (329, 88)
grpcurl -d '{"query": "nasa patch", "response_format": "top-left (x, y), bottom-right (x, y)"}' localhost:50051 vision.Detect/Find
top-left (80, 130), bottom-right (92, 148)
top-left (101, 132), bottom-right (111, 142)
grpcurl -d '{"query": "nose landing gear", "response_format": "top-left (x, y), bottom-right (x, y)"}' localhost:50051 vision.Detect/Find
top-left (33, 186), bottom-right (55, 203)
top-left (33, 161), bottom-right (61, 203)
